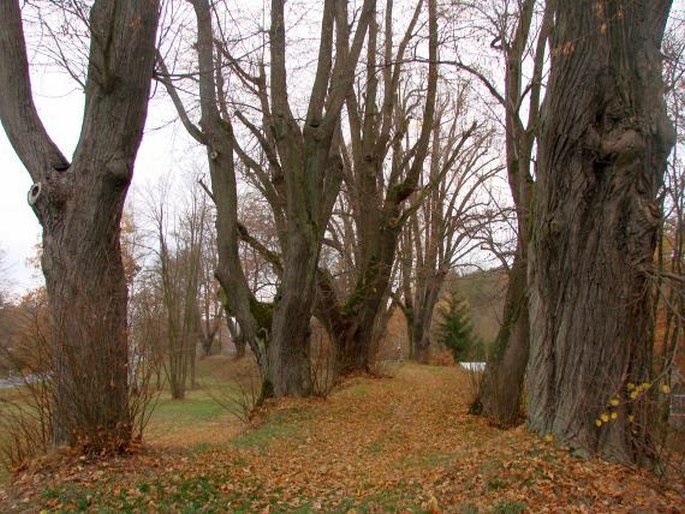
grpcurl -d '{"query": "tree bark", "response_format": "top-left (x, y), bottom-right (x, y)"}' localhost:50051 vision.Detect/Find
top-left (0, 0), bottom-right (159, 450)
top-left (265, 0), bottom-right (376, 396)
top-left (529, 0), bottom-right (674, 463)
top-left (475, 252), bottom-right (528, 425)
top-left (326, 0), bottom-right (439, 375)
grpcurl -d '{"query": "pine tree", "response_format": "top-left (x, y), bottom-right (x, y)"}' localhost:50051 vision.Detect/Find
top-left (437, 293), bottom-right (484, 362)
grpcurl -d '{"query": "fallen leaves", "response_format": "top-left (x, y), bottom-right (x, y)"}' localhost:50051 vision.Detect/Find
top-left (1, 363), bottom-right (683, 512)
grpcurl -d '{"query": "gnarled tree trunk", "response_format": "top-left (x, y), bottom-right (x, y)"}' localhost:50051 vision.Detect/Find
top-left (265, 0), bottom-right (375, 395)
top-left (322, 0), bottom-right (439, 375)
top-left (529, 0), bottom-right (674, 463)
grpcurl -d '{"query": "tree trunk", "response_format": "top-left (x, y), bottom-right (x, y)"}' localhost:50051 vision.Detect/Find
top-left (412, 272), bottom-right (445, 364)
top-left (333, 0), bottom-right (439, 375)
top-left (470, 0), bottom-right (551, 428)
top-left (45, 185), bottom-right (132, 447)
top-left (336, 226), bottom-right (399, 374)
top-left (264, 0), bottom-right (376, 396)
top-left (0, 0), bottom-right (159, 451)
top-left (529, 0), bottom-right (674, 463)
top-left (174, 0), bottom-right (267, 378)
top-left (474, 252), bottom-right (528, 426)
top-left (268, 230), bottom-right (317, 396)
top-left (234, 337), bottom-right (247, 359)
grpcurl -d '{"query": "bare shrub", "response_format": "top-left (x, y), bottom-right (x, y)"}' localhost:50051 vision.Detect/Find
top-left (0, 310), bottom-right (53, 470)
top-left (0, 299), bottom-right (160, 468)
top-left (127, 344), bottom-right (162, 448)
top-left (311, 329), bottom-right (336, 398)
top-left (203, 357), bottom-right (262, 424)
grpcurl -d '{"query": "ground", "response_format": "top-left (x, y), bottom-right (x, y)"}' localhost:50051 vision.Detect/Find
top-left (0, 358), bottom-right (683, 513)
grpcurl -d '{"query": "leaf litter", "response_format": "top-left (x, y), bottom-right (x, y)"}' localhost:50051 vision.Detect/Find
top-left (0, 363), bottom-right (683, 512)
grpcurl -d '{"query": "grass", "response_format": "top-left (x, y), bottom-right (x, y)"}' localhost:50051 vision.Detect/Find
top-left (151, 393), bottom-right (225, 423)
top-left (491, 500), bottom-right (528, 513)
top-left (232, 412), bottom-right (300, 450)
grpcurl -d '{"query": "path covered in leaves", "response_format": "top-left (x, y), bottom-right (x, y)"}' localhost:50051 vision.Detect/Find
top-left (1, 363), bottom-right (684, 512)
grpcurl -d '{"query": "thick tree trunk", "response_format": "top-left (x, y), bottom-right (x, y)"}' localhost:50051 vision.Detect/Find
top-left (529, 0), bottom-right (674, 463)
top-left (474, 253), bottom-right (528, 426)
top-left (268, 232), bottom-right (316, 396)
top-left (0, 0), bottom-right (159, 451)
top-left (334, 0), bottom-right (438, 375)
top-left (413, 335), bottom-right (430, 365)
top-left (264, 0), bottom-right (375, 396)
top-left (44, 184), bottom-right (131, 447)
top-left (234, 337), bottom-right (247, 359)
top-left (336, 233), bottom-right (398, 374)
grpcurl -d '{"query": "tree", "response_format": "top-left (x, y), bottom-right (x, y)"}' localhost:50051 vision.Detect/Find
top-left (437, 291), bottom-right (484, 362)
top-left (0, 1), bottom-right (160, 450)
top-left (197, 235), bottom-right (224, 358)
top-left (528, 0), bottom-right (675, 464)
top-left (160, 189), bottom-right (206, 398)
top-left (451, 0), bottom-right (552, 427)
top-left (654, 13), bottom-right (685, 406)
top-left (397, 95), bottom-right (499, 364)
top-left (315, 0), bottom-right (440, 374)
top-left (159, 0), bottom-right (376, 396)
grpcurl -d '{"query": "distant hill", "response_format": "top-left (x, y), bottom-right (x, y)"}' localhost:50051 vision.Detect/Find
top-left (448, 268), bottom-right (508, 346)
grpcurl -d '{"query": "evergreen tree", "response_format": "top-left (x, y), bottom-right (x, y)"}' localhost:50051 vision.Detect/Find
top-left (437, 292), bottom-right (484, 361)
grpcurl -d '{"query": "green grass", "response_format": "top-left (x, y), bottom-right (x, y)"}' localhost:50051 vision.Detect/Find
top-left (491, 500), bottom-right (528, 513)
top-left (232, 412), bottom-right (300, 450)
top-left (152, 394), bottom-right (225, 422)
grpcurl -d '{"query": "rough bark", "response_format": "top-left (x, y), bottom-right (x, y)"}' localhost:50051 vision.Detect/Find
top-left (0, 0), bottom-right (159, 449)
top-left (529, 0), bottom-right (675, 463)
top-left (266, 0), bottom-right (376, 395)
top-left (171, 0), bottom-right (374, 397)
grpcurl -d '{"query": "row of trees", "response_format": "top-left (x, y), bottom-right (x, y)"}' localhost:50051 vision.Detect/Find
top-left (0, 0), bottom-right (680, 466)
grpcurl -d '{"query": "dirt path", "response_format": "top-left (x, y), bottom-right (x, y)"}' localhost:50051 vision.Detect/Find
top-left (1, 363), bottom-right (683, 512)
top-left (227, 364), bottom-right (474, 508)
